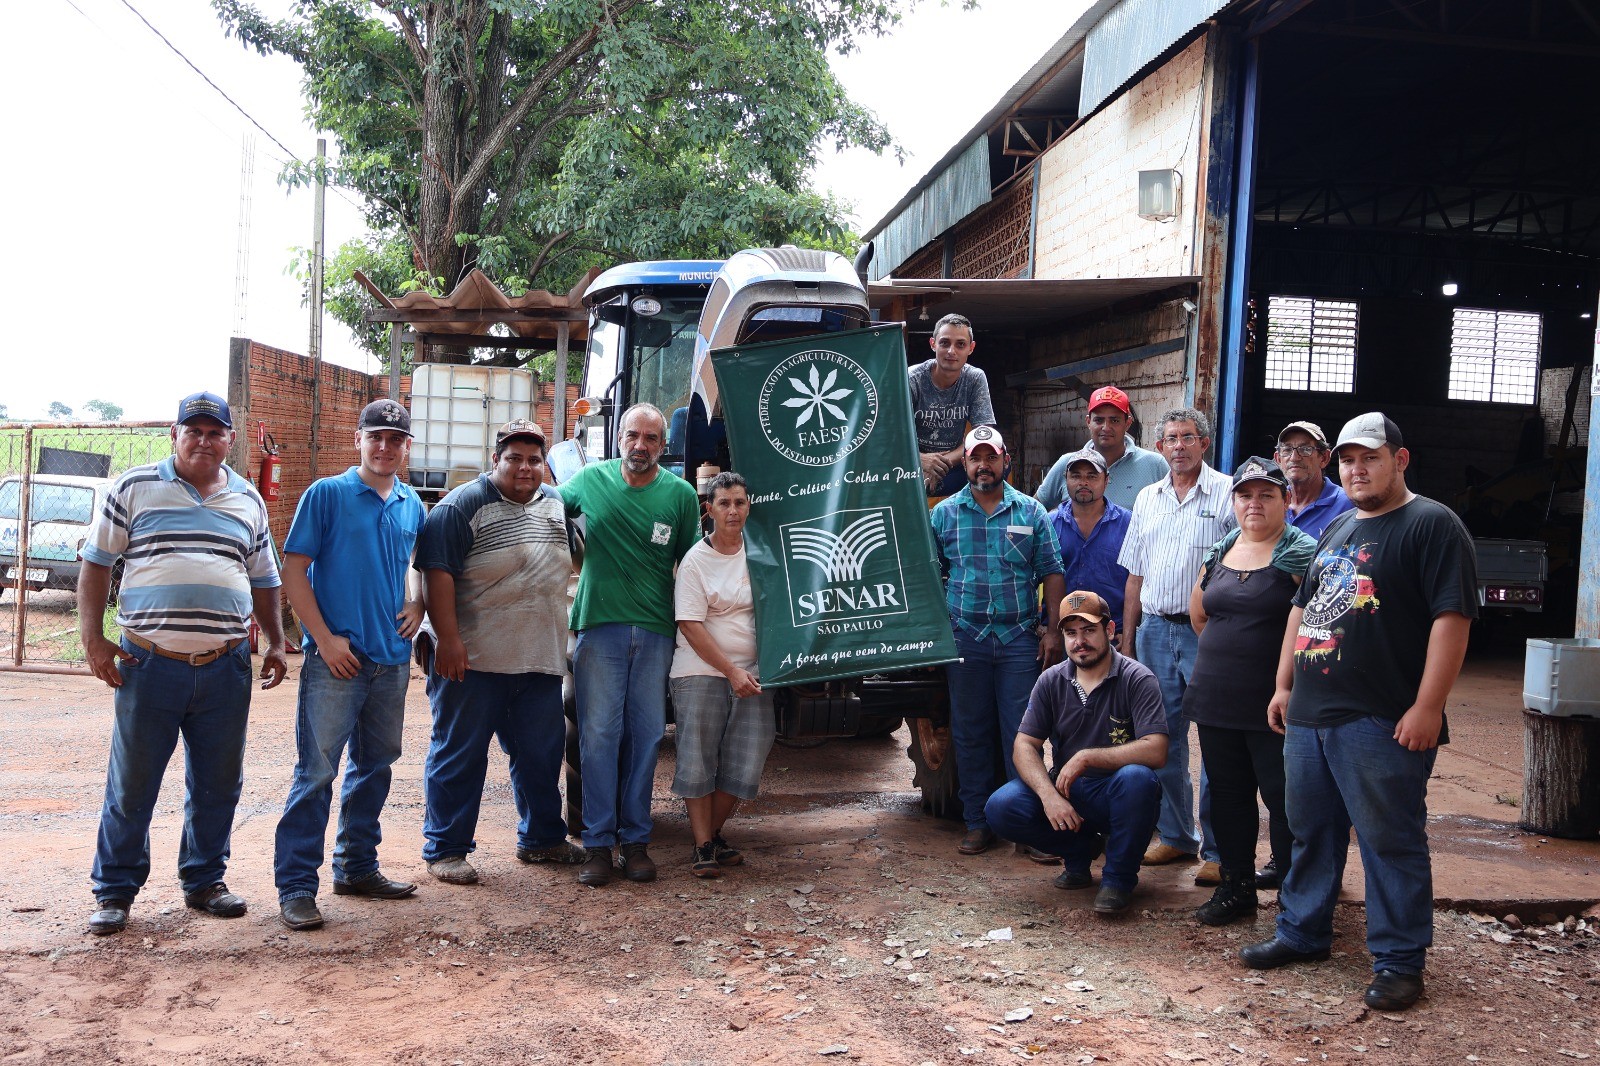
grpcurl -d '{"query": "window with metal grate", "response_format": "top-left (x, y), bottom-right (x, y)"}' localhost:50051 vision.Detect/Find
top-left (1447, 308), bottom-right (1540, 405)
top-left (1263, 295), bottom-right (1358, 393)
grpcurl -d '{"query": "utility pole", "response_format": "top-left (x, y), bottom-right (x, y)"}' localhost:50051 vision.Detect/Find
top-left (308, 138), bottom-right (326, 478)
top-left (232, 135), bottom-right (255, 338)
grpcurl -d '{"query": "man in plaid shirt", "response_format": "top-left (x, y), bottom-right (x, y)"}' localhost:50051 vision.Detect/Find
top-left (931, 426), bottom-right (1066, 855)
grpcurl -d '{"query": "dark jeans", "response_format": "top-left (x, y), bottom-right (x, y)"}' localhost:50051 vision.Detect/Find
top-left (947, 627), bottom-right (1039, 829)
top-left (422, 668), bottom-right (568, 862)
top-left (92, 637), bottom-right (253, 902)
top-left (985, 766), bottom-right (1160, 891)
top-left (1196, 724), bottom-right (1291, 876)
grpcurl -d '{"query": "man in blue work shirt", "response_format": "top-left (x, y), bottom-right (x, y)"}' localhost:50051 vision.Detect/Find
top-left (274, 398), bottom-right (426, 931)
top-left (1274, 421), bottom-right (1354, 538)
top-left (1049, 447), bottom-right (1131, 631)
top-left (932, 425), bottom-right (1066, 855)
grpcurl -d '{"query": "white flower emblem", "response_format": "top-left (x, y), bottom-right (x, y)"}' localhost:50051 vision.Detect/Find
top-left (781, 365), bottom-right (852, 428)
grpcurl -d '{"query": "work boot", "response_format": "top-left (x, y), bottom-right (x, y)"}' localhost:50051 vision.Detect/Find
top-left (1194, 868), bottom-right (1258, 926)
top-left (578, 846), bottom-right (615, 887)
top-left (620, 843), bottom-right (657, 883)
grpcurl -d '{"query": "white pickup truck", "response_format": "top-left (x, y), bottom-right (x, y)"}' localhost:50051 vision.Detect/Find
top-left (0, 473), bottom-right (113, 595)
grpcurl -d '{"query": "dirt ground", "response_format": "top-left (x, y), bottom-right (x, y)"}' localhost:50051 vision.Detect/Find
top-left (1, 645), bottom-right (1597, 1065)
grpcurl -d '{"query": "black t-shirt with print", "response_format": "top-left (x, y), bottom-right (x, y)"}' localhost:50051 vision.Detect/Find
top-left (1288, 496), bottom-right (1477, 739)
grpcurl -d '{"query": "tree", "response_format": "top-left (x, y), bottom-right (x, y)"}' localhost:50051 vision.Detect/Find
top-left (48, 402), bottom-right (73, 420)
top-left (83, 399), bottom-right (124, 422)
top-left (216, 0), bottom-right (909, 362)
top-left (0, 403), bottom-right (9, 421)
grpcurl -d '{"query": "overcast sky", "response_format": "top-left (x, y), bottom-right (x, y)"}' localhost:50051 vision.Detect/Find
top-left (3, 0), bottom-right (1088, 422)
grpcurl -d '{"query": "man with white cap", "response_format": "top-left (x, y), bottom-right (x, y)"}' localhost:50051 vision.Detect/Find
top-left (1035, 385), bottom-right (1168, 511)
top-left (1242, 412), bottom-right (1477, 1013)
top-left (931, 425), bottom-right (1065, 855)
top-left (1273, 420), bottom-right (1353, 539)
top-left (984, 590), bottom-right (1167, 915)
top-left (274, 398), bottom-right (426, 931)
top-left (1048, 446), bottom-right (1132, 633)
top-left (415, 419), bottom-right (586, 888)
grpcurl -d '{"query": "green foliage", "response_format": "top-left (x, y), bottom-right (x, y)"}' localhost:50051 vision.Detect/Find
top-left (83, 399), bottom-right (124, 422)
top-left (47, 402), bottom-right (72, 420)
top-left (215, 0), bottom-right (910, 364)
top-left (0, 403), bottom-right (10, 421)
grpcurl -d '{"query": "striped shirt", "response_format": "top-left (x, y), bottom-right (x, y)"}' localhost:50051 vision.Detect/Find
top-left (931, 481), bottom-right (1064, 644)
top-left (81, 457), bottom-right (280, 653)
top-left (1117, 463), bottom-right (1233, 616)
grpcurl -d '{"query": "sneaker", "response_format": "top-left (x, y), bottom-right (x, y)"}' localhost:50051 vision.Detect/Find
top-left (1255, 857), bottom-right (1285, 890)
top-left (427, 856), bottom-right (479, 885)
top-left (517, 840), bottom-right (587, 865)
top-left (711, 834), bottom-right (743, 866)
top-left (692, 842), bottom-right (722, 879)
top-left (620, 843), bottom-right (657, 883)
top-left (1194, 871), bottom-right (1258, 926)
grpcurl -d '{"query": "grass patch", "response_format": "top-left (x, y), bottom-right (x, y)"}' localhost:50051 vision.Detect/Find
top-left (0, 426), bottom-right (171, 479)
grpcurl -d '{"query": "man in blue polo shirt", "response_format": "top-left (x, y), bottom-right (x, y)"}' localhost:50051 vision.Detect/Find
top-left (78, 390), bottom-right (287, 936)
top-left (931, 425), bottom-right (1065, 855)
top-left (1274, 421), bottom-right (1354, 538)
top-left (1049, 447), bottom-right (1131, 631)
top-left (274, 398), bottom-right (425, 931)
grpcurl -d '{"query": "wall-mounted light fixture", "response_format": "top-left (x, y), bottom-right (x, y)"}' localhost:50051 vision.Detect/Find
top-left (1138, 169), bottom-right (1181, 222)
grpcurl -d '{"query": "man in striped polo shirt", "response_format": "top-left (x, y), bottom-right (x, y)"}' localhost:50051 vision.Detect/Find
top-left (931, 425), bottom-right (1065, 855)
top-left (78, 391), bottom-right (288, 937)
top-left (1117, 407), bottom-right (1231, 879)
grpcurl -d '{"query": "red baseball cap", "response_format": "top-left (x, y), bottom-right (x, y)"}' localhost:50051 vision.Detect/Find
top-left (1088, 386), bottom-right (1131, 416)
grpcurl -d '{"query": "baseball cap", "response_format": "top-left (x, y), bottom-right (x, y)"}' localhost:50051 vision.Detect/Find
top-left (1057, 590), bottom-right (1112, 627)
top-left (176, 391), bottom-right (232, 428)
top-left (358, 399), bottom-right (414, 437)
top-left (1333, 412), bottom-right (1403, 452)
top-left (1232, 455), bottom-right (1289, 491)
top-left (1276, 420), bottom-right (1329, 447)
top-left (1087, 385), bottom-right (1131, 416)
top-left (1064, 446), bottom-right (1107, 474)
top-left (963, 425), bottom-right (1006, 454)
top-left (495, 419), bottom-right (547, 449)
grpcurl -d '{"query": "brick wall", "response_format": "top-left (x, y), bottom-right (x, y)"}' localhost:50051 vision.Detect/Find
top-left (1033, 36), bottom-right (1207, 281)
top-left (1012, 301), bottom-right (1190, 491)
top-left (227, 339), bottom-right (578, 546)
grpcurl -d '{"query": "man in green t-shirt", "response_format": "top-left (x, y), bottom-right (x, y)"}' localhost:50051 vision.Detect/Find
top-left (559, 403), bottom-right (702, 887)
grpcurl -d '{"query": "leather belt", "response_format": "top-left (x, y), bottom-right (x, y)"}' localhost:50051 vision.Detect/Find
top-left (125, 631), bottom-right (244, 667)
top-left (1158, 612), bottom-right (1192, 626)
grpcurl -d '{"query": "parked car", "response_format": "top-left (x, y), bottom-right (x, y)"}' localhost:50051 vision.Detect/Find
top-left (0, 473), bottom-right (113, 595)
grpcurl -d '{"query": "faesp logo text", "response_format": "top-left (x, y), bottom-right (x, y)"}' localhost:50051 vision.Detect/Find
top-left (757, 350), bottom-right (879, 467)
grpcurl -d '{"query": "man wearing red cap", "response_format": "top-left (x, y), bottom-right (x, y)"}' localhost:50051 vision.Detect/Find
top-left (1035, 385), bottom-right (1168, 512)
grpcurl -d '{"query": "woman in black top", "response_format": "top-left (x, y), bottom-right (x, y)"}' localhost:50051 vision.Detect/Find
top-left (1184, 457), bottom-right (1316, 926)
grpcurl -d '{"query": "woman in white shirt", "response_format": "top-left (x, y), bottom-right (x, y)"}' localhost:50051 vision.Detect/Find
top-left (669, 472), bottom-right (774, 877)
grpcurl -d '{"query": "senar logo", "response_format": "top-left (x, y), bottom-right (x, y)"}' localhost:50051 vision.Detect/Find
top-left (780, 507), bottom-right (908, 630)
top-left (757, 350), bottom-right (879, 467)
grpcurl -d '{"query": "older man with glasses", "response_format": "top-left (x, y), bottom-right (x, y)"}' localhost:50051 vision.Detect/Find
top-left (1273, 421), bottom-right (1354, 539)
top-left (1116, 407), bottom-right (1231, 881)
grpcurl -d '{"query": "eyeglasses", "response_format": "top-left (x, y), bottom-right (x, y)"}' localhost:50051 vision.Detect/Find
top-left (1275, 444), bottom-right (1322, 458)
top-left (1160, 433), bottom-right (1201, 447)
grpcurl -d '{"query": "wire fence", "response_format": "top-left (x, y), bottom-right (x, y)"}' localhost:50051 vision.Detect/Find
top-left (0, 422), bottom-right (172, 673)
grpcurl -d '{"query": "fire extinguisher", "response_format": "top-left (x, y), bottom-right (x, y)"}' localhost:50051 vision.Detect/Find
top-left (257, 422), bottom-right (282, 502)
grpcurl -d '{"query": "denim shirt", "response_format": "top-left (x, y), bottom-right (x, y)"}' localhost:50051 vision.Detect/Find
top-left (1049, 500), bottom-right (1132, 628)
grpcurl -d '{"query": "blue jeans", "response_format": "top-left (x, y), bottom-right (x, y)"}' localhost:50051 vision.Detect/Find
top-left (92, 637), bottom-right (253, 902)
top-left (1136, 615), bottom-right (1217, 860)
top-left (947, 626), bottom-right (1039, 829)
top-left (985, 767), bottom-right (1160, 891)
top-left (274, 647), bottom-right (409, 902)
top-left (422, 668), bottom-right (567, 861)
top-left (573, 624), bottom-right (672, 849)
top-left (1275, 717), bottom-right (1439, 975)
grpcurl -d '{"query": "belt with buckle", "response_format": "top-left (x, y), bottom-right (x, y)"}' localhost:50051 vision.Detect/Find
top-left (125, 631), bottom-right (243, 667)
top-left (1158, 612), bottom-right (1192, 626)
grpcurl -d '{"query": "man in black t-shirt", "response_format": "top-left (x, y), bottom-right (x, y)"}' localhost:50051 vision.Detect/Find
top-left (1240, 413), bottom-right (1476, 1013)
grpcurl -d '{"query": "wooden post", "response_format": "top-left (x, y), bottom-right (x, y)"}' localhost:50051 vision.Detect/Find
top-left (1520, 709), bottom-right (1600, 839)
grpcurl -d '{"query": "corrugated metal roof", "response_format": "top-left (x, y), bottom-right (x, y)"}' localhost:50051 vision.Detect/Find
top-left (1080, 0), bottom-right (1231, 115)
top-left (871, 139), bottom-right (992, 279)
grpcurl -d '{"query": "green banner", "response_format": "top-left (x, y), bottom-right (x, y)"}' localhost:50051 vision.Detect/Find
top-left (711, 325), bottom-right (958, 686)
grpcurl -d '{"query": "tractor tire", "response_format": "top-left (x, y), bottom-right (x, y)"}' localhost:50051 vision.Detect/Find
top-left (907, 718), bottom-right (962, 821)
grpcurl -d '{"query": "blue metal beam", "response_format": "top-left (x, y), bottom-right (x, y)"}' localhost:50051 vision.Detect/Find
top-left (1579, 314), bottom-right (1600, 638)
top-left (1216, 38), bottom-right (1261, 471)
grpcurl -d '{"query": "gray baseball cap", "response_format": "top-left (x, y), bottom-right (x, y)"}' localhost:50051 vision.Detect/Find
top-left (1334, 412), bottom-right (1403, 452)
top-left (1064, 446), bottom-right (1107, 474)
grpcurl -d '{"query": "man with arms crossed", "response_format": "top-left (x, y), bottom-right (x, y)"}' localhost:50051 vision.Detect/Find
top-left (1035, 385), bottom-right (1167, 511)
top-left (275, 399), bottom-right (425, 931)
top-left (560, 403), bottom-right (702, 886)
top-left (80, 390), bottom-right (287, 936)
top-left (416, 419), bottom-right (586, 886)
top-left (1242, 413), bottom-right (1475, 1013)
top-left (985, 591), bottom-right (1166, 915)
top-left (909, 313), bottom-right (997, 496)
